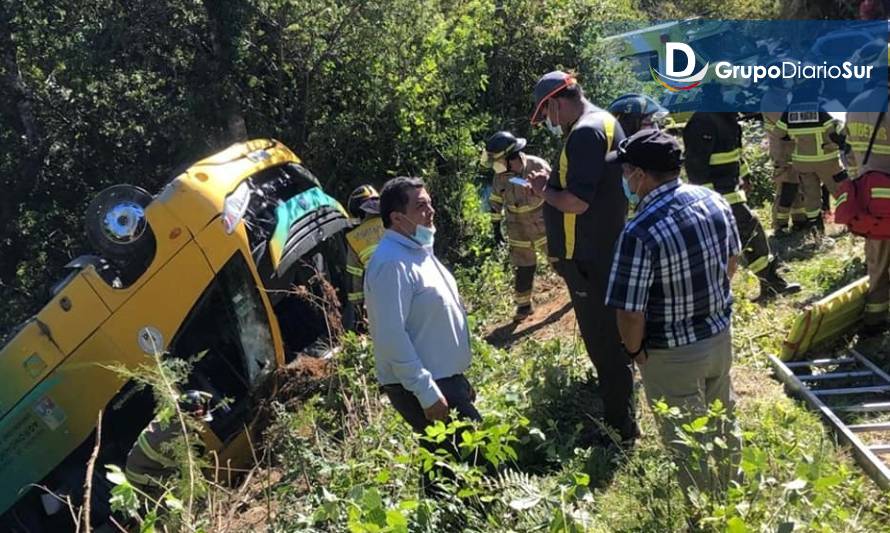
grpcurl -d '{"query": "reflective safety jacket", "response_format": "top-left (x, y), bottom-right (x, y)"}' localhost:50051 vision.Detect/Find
top-left (775, 101), bottom-right (845, 175)
top-left (345, 215), bottom-right (385, 304)
top-left (683, 112), bottom-right (749, 204)
top-left (834, 87), bottom-right (890, 239)
top-left (489, 153), bottom-right (549, 223)
top-left (761, 88), bottom-right (794, 166)
top-left (124, 420), bottom-right (183, 489)
top-left (843, 89), bottom-right (890, 179)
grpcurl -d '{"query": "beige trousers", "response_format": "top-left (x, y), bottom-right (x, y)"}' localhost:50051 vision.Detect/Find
top-left (866, 238), bottom-right (890, 326)
top-left (639, 328), bottom-right (741, 497)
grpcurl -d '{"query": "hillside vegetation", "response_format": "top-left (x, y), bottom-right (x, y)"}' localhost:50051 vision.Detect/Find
top-left (2, 0), bottom-right (790, 332)
top-left (4, 1), bottom-right (888, 531)
top-left (129, 221), bottom-right (890, 532)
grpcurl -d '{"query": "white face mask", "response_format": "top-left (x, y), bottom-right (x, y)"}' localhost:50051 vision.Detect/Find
top-left (545, 100), bottom-right (563, 136)
top-left (545, 116), bottom-right (563, 136)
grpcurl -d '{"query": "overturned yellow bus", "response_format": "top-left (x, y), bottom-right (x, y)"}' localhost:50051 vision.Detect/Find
top-left (0, 139), bottom-right (351, 530)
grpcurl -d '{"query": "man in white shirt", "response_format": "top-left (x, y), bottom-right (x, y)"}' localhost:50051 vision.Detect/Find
top-left (364, 176), bottom-right (480, 452)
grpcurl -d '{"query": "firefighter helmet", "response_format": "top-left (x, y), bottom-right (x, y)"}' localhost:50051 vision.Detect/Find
top-left (480, 131), bottom-right (527, 169)
top-left (179, 390), bottom-right (213, 422)
top-left (607, 93), bottom-right (668, 137)
top-left (347, 184), bottom-right (380, 218)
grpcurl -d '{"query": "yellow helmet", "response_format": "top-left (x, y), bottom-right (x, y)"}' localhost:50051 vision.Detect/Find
top-left (347, 184), bottom-right (380, 218)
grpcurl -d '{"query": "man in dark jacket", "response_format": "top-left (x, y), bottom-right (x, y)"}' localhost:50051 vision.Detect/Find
top-left (683, 110), bottom-right (800, 300)
top-left (526, 70), bottom-right (637, 444)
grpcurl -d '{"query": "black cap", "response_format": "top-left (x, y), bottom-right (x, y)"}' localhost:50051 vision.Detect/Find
top-left (605, 128), bottom-right (683, 171)
top-left (531, 70), bottom-right (577, 124)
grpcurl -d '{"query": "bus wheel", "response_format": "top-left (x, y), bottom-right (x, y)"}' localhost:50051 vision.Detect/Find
top-left (85, 185), bottom-right (153, 265)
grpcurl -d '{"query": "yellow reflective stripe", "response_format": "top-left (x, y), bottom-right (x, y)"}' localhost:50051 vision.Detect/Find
top-left (849, 141), bottom-right (890, 154)
top-left (786, 125), bottom-right (835, 135)
top-left (559, 137), bottom-right (575, 258)
top-left (701, 182), bottom-right (715, 190)
top-left (872, 188), bottom-right (890, 199)
top-left (558, 113), bottom-right (616, 260)
top-left (533, 237), bottom-right (547, 249)
top-left (603, 113), bottom-right (616, 151)
top-left (723, 190), bottom-right (747, 205)
top-left (791, 151), bottom-right (839, 162)
top-left (866, 302), bottom-right (889, 313)
top-left (348, 292), bottom-right (364, 303)
top-left (834, 192), bottom-right (848, 208)
top-left (709, 148), bottom-right (741, 165)
top-left (358, 244), bottom-right (377, 264)
top-left (791, 207), bottom-right (807, 214)
top-left (563, 213), bottom-right (577, 258)
top-left (490, 213), bottom-right (504, 221)
top-left (124, 467), bottom-right (154, 487)
top-left (489, 193), bottom-right (504, 203)
top-left (509, 239), bottom-right (533, 248)
top-left (748, 255), bottom-right (770, 274)
top-left (137, 432), bottom-right (176, 468)
top-left (805, 209), bottom-right (822, 219)
top-left (346, 265), bottom-right (364, 277)
top-left (775, 212), bottom-right (790, 220)
top-left (514, 291), bottom-right (533, 305)
top-left (506, 200), bottom-right (544, 213)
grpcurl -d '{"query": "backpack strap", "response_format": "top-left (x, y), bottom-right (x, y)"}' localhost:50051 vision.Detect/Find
top-left (864, 110), bottom-right (886, 166)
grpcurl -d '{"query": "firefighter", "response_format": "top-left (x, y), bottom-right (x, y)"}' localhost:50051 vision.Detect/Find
top-left (683, 110), bottom-right (801, 300)
top-left (775, 79), bottom-right (849, 236)
top-left (761, 67), bottom-right (807, 232)
top-left (124, 390), bottom-right (212, 493)
top-left (344, 185), bottom-right (385, 323)
top-left (481, 131), bottom-right (549, 319)
top-left (842, 44), bottom-right (890, 332)
top-left (607, 93), bottom-right (669, 137)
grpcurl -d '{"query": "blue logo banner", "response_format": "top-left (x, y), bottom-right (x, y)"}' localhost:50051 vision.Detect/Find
top-left (602, 20), bottom-right (889, 113)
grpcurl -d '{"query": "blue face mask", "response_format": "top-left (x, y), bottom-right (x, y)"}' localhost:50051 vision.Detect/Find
top-left (622, 175), bottom-right (639, 208)
top-left (413, 223), bottom-right (436, 248)
top-left (404, 214), bottom-right (435, 247)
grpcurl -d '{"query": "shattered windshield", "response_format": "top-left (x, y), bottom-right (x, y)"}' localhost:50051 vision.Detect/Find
top-left (170, 253), bottom-right (276, 441)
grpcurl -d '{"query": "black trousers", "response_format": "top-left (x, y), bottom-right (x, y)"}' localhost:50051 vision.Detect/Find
top-left (382, 375), bottom-right (481, 496)
top-left (553, 259), bottom-right (637, 440)
top-left (730, 201), bottom-right (771, 274)
top-left (382, 374), bottom-right (481, 435)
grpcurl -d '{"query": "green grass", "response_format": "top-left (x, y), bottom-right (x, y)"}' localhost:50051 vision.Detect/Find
top-left (90, 188), bottom-right (869, 532)
top-left (246, 219), bottom-right (890, 532)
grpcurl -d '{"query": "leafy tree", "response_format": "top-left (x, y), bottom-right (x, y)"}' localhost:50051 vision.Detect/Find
top-left (0, 0), bottom-right (641, 331)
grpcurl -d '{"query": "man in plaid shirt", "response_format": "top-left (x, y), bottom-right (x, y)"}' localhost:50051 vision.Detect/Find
top-left (605, 129), bottom-right (742, 496)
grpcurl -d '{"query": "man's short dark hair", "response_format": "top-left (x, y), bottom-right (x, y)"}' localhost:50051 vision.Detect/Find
top-left (380, 176), bottom-right (425, 228)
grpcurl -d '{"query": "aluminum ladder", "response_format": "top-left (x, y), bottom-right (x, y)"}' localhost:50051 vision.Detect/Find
top-left (768, 349), bottom-right (890, 489)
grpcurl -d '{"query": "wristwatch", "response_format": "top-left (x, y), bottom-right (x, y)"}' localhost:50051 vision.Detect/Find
top-left (622, 341), bottom-right (647, 360)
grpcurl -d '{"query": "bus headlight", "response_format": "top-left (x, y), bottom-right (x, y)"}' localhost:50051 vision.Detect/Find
top-left (222, 181), bottom-right (251, 234)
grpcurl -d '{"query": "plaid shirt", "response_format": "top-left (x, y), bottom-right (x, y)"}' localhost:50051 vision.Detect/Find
top-left (605, 179), bottom-right (741, 349)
